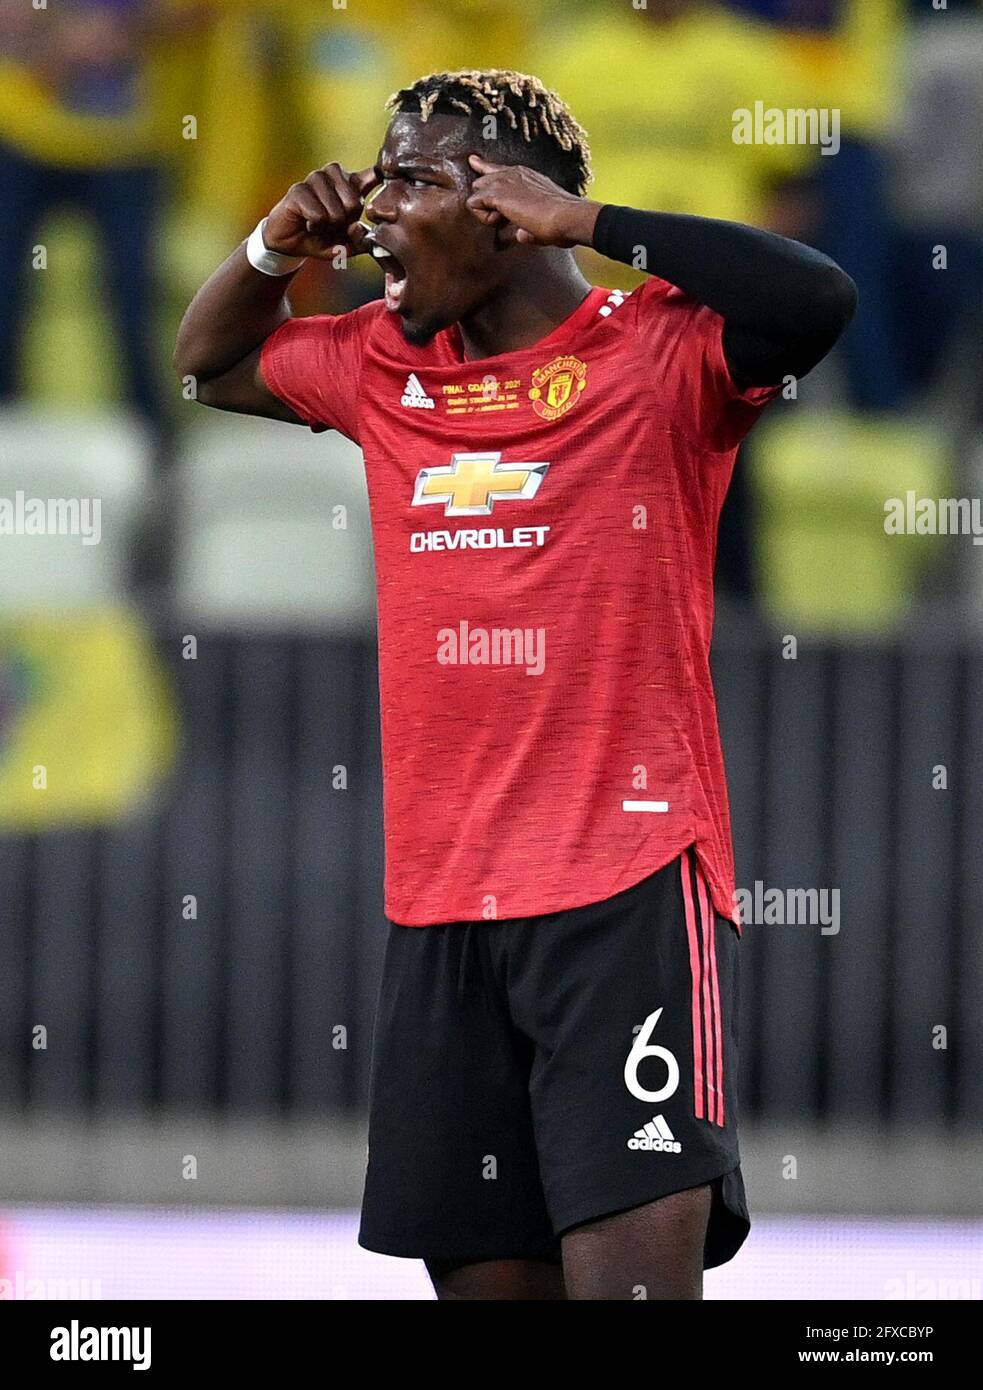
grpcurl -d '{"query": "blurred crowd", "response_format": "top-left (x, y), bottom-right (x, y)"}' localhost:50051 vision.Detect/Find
top-left (1, 0), bottom-right (981, 615)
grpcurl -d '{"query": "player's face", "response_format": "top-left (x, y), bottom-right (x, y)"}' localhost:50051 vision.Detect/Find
top-left (363, 114), bottom-right (511, 347)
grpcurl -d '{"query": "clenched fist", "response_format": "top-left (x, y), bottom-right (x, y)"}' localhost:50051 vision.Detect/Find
top-left (264, 163), bottom-right (380, 260)
top-left (466, 155), bottom-right (601, 248)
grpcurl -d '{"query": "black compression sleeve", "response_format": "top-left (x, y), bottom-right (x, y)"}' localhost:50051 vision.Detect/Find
top-left (591, 204), bottom-right (857, 389)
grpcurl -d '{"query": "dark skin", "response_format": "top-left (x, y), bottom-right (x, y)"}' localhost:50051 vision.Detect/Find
top-left (427, 1185), bottom-right (713, 1301)
top-left (173, 114), bottom-right (605, 411)
top-left (359, 117), bottom-right (598, 356)
top-left (175, 113), bottom-right (721, 1299)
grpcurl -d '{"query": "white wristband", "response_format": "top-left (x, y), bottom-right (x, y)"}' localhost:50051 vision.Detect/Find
top-left (245, 217), bottom-right (306, 276)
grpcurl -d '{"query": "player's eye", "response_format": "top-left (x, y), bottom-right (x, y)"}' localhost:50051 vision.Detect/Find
top-left (406, 177), bottom-right (432, 188)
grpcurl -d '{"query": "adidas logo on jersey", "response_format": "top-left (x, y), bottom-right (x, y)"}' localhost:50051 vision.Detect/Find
top-left (401, 373), bottom-right (435, 409)
top-left (627, 1114), bottom-right (682, 1154)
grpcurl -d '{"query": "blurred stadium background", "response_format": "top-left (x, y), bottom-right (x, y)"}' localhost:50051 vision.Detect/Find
top-left (1, 0), bottom-right (982, 1300)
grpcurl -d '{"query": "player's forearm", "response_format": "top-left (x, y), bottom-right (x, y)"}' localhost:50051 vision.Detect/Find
top-left (588, 205), bottom-right (857, 386)
top-left (173, 243), bottom-right (296, 383)
top-left (589, 205), bottom-right (853, 337)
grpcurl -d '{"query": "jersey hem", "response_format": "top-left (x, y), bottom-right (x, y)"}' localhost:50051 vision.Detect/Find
top-left (384, 835), bottom-right (741, 931)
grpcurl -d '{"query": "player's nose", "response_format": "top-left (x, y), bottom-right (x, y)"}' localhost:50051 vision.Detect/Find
top-left (360, 181), bottom-right (397, 228)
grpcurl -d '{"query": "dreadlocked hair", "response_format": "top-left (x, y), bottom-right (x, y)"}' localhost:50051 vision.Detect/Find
top-left (385, 68), bottom-right (592, 196)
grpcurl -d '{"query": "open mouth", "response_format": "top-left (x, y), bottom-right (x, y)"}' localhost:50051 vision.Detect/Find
top-left (368, 240), bottom-right (408, 313)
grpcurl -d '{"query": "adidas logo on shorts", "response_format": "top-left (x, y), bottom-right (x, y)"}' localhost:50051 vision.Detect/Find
top-left (627, 1114), bottom-right (682, 1154)
top-left (401, 373), bottom-right (435, 409)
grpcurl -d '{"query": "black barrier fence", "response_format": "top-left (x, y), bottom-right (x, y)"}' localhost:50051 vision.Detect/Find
top-left (1, 625), bottom-right (980, 1125)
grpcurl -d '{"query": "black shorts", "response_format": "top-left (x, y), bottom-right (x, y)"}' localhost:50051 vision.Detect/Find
top-left (358, 846), bottom-right (748, 1270)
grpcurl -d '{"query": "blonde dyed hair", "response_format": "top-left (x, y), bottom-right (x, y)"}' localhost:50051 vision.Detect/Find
top-left (386, 68), bottom-right (592, 195)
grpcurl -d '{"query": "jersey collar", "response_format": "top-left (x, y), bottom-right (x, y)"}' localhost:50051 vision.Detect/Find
top-left (442, 285), bottom-right (606, 365)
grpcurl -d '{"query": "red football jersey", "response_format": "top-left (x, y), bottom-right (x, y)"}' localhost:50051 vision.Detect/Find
top-left (261, 278), bottom-right (779, 928)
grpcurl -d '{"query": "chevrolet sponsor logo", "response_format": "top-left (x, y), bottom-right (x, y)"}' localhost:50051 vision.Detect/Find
top-left (412, 452), bottom-right (549, 517)
top-left (409, 525), bottom-right (550, 553)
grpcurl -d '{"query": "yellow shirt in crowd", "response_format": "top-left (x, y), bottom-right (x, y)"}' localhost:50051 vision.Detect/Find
top-left (532, 2), bottom-right (815, 228)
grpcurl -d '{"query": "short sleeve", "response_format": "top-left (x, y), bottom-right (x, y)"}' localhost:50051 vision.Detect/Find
top-left (260, 301), bottom-right (381, 443)
top-left (632, 276), bottom-right (781, 454)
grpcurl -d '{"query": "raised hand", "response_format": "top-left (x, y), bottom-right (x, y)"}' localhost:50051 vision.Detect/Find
top-left (264, 163), bottom-right (380, 260)
top-left (465, 154), bottom-right (600, 248)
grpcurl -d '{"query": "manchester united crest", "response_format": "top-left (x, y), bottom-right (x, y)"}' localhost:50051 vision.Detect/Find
top-left (528, 354), bottom-right (588, 422)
